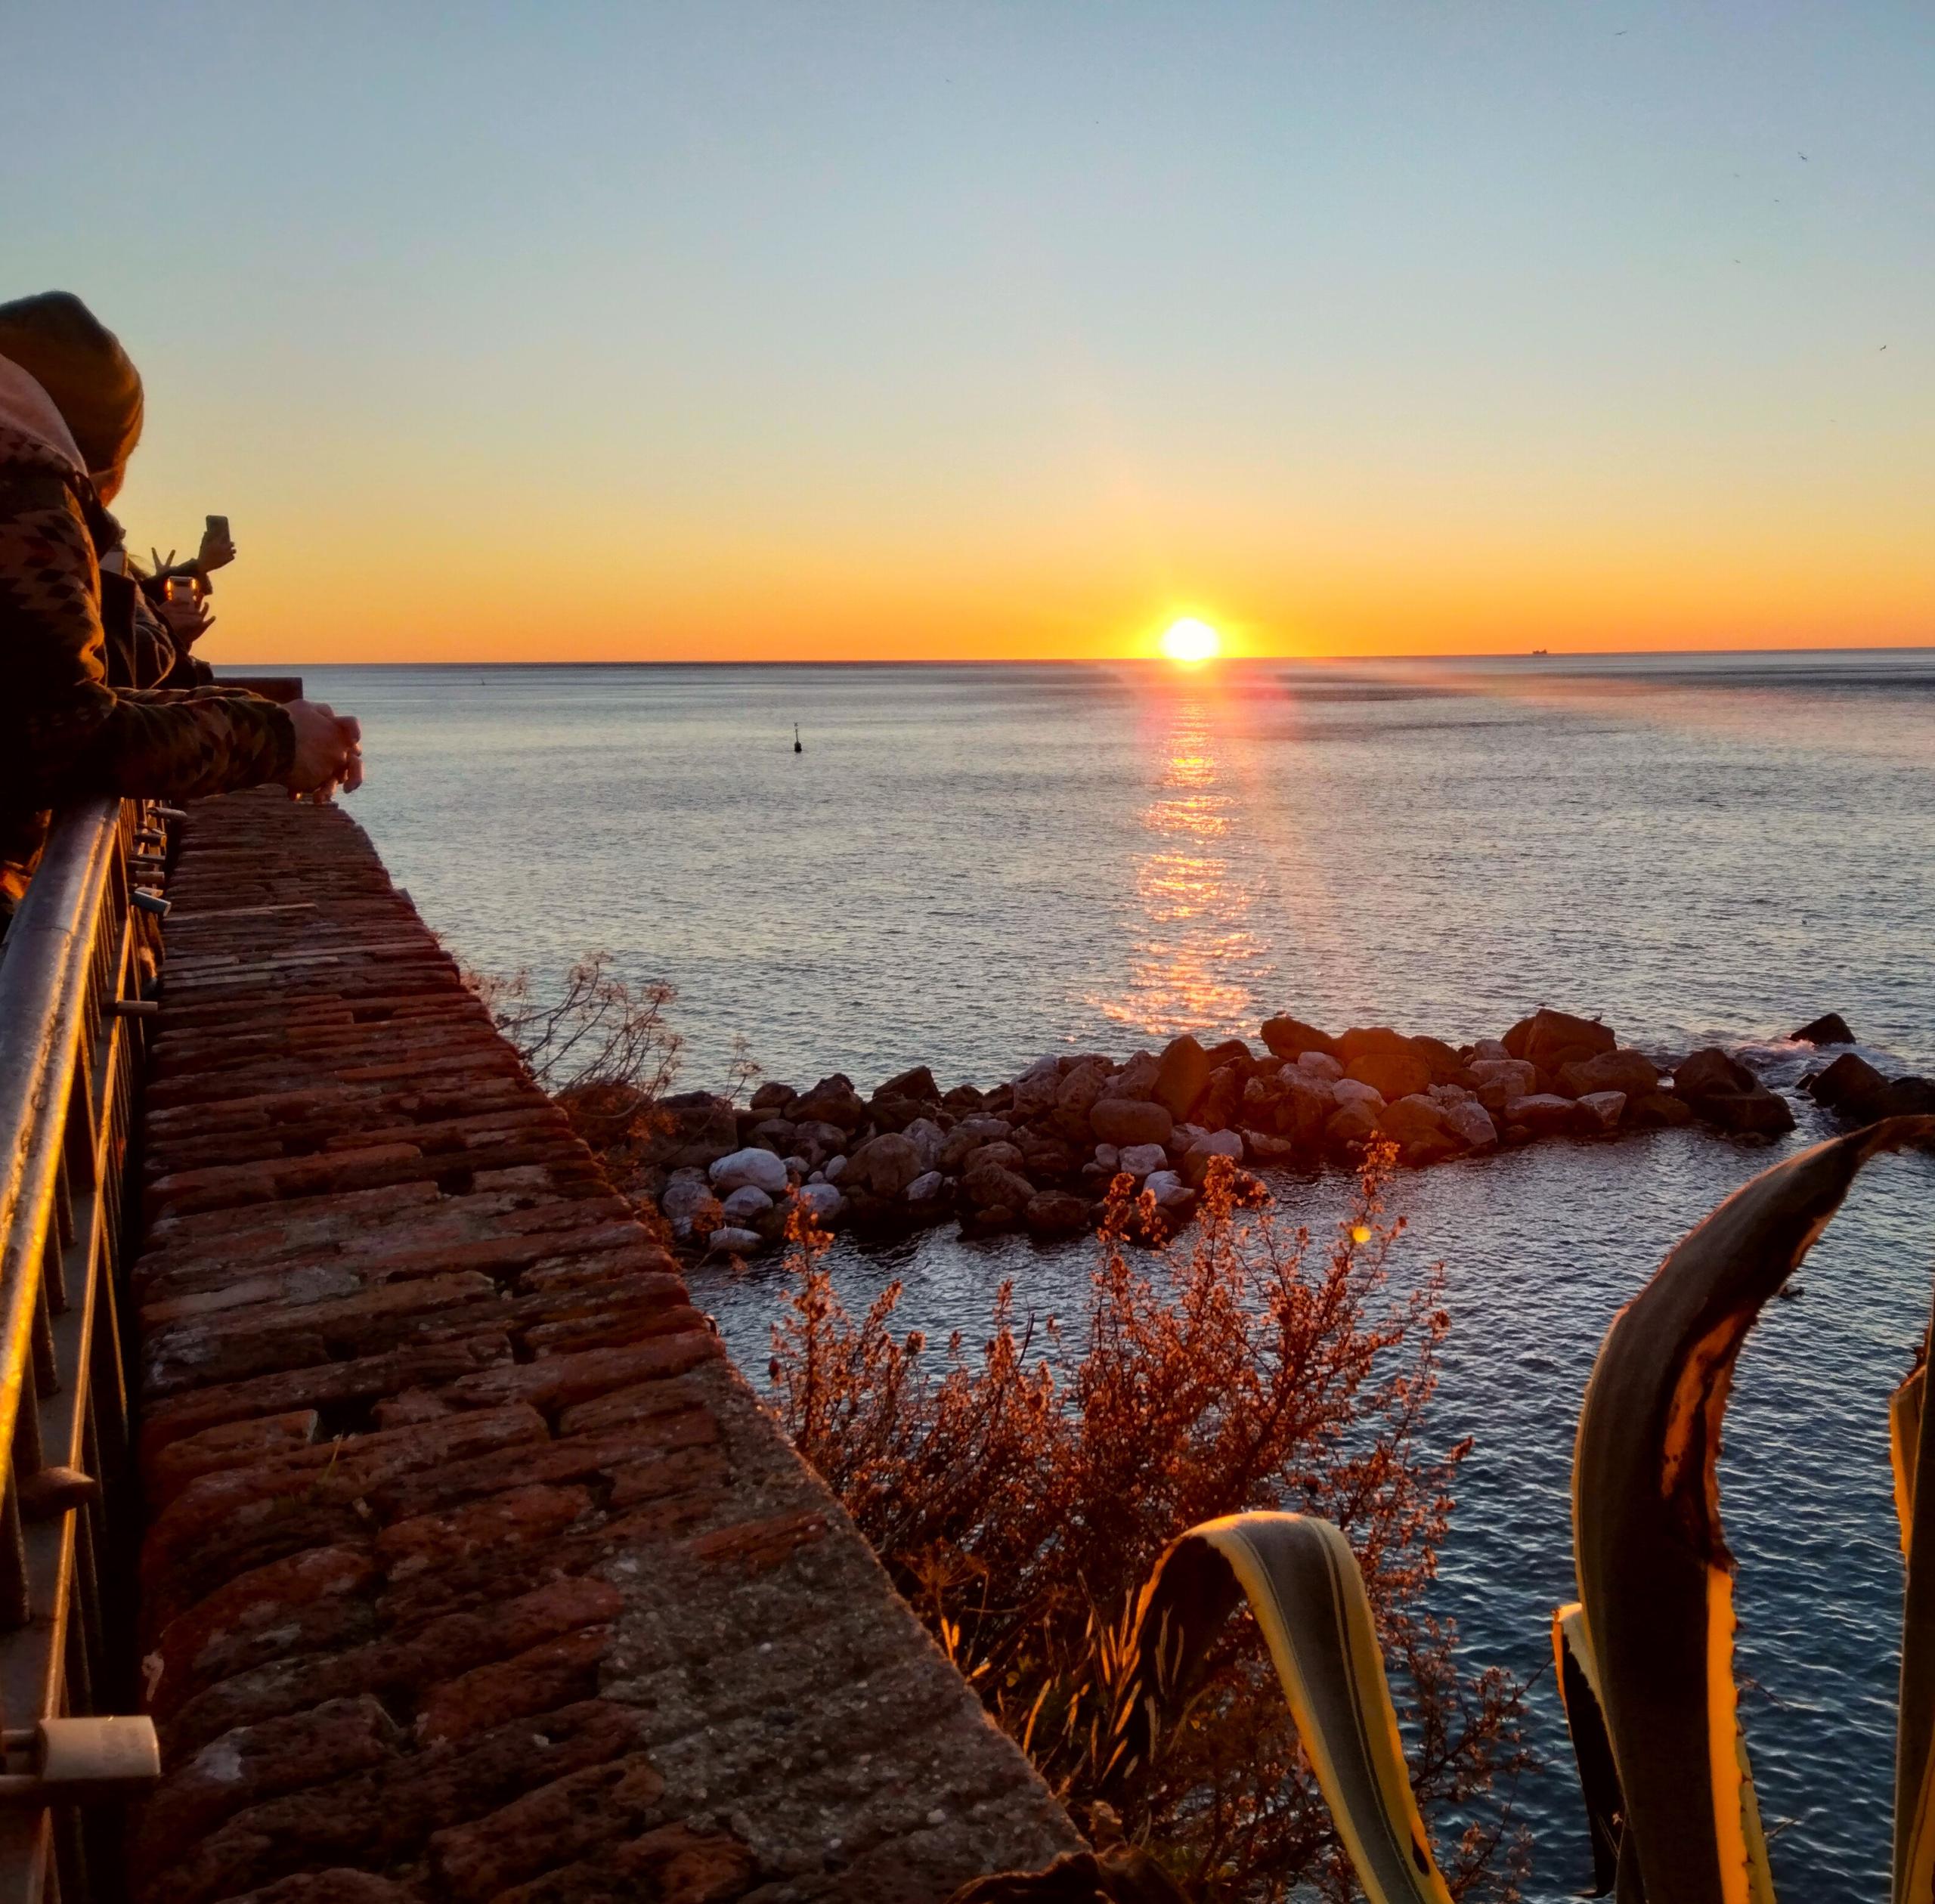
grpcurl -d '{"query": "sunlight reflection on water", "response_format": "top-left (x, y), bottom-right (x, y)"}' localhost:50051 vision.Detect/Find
top-left (302, 650), bottom-right (1935, 1903)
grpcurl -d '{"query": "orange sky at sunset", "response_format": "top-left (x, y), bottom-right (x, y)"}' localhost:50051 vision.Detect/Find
top-left (11, 5), bottom-right (1932, 664)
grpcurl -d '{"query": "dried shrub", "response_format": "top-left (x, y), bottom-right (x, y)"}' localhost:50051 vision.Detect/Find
top-left (466, 949), bottom-right (681, 1155)
top-left (768, 1148), bottom-right (1529, 1901)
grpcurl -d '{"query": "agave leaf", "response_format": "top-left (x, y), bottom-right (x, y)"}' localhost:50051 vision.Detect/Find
top-left (1552, 1603), bottom-right (1624, 1896)
top-left (1117, 1512), bottom-right (1453, 1904)
top-left (1893, 1364), bottom-right (1924, 1556)
top-left (1571, 1115), bottom-right (1935, 1904)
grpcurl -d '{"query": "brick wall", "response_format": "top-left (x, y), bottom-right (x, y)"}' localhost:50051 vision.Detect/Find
top-left (128, 790), bottom-right (1079, 1904)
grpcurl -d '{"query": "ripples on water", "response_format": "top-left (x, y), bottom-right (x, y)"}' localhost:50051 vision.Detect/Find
top-left (302, 652), bottom-right (1935, 1901)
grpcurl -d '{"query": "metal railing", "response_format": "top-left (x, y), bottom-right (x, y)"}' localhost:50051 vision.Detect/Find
top-left (0, 798), bottom-right (166, 1902)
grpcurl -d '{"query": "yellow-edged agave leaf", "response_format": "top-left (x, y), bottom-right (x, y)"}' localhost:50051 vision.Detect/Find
top-left (1552, 1603), bottom-right (1623, 1896)
top-left (1571, 1115), bottom-right (1935, 1904)
top-left (1893, 1364), bottom-right (1924, 1556)
top-left (1121, 1511), bottom-right (1453, 1904)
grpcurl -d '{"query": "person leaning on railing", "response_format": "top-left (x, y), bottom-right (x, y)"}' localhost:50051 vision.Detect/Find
top-left (0, 290), bottom-right (362, 931)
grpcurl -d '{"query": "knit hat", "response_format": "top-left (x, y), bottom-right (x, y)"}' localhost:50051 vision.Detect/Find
top-left (0, 292), bottom-right (144, 491)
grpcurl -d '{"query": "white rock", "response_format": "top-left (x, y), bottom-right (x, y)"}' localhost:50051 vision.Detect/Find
top-left (783, 1154), bottom-right (810, 1178)
top-left (807, 1169), bottom-right (825, 1184)
top-left (1333, 1079), bottom-right (1385, 1110)
top-left (902, 1117), bottom-right (946, 1172)
top-left (1093, 1143), bottom-right (1120, 1170)
top-left (1019, 1054), bottom-right (1061, 1081)
top-left (1296, 1051), bottom-right (1345, 1083)
top-left (824, 1154), bottom-right (848, 1183)
top-left (1118, 1142), bottom-right (1169, 1179)
top-left (710, 1147), bottom-right (789, 1195)
top-left (1441, 1099), bottom-right (1499, 1152)
top-left (904, 1170), bottom-right (946, 1203)
top-left (1469, 1037), bottom-right (1512, 1063)
top-left (720, 1185), bottom-right (773, 1221)
top-left (797, 1181), bottom-right (844, 1220)
top-left (706, 1226), bottom-right (764, 1255)
top-left (1427, 1082), bottom-right (1473, 1106)
top-left (1142, 1169), bottom-right (1191, 1208)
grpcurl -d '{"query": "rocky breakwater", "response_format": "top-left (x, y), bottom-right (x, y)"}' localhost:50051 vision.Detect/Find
top-left (645, 1005), bottom-right (1800, 1258)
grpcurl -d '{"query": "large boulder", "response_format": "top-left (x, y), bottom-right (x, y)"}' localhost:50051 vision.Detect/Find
top-left (1336, 1026), bottom-right (1414, 1064)
top-left (796, 1181), bottom-right (844, 1222)
top-left (749, 1080), bottom-right (797, 1113)
top-left (1441, 1098), bottom-right (1499, 1153)
top-left (962, 1161), bottom-right (1036, 1212)
top-left (872, 1064), bottom-right (939, 1105)
top-left (902, 1117), bottom-right (946, 1172)
top-left (649, 1091), bottom-right (740, 1168)
top-left (1091, 1098), bottom-right (1175, 1148)
top-left (904, 1170), bottom-right (949, 1209)
top-left (1181, 1128), bottom-right (1245, 1187)
top-left (1805, 1051), bottom-right (1934, 1120)
top-left (1345, 1050), bottom-right (1432, 1102)
top-left (1194, 1064), bottom-right (1246, 1132)
top-left (1504, 1009), bottom-right (1617, 1076)
top-left (1410, 1036), bottom-right (1466, 1084)
top-left (748, 1116), bottom-right (797, 1154)
top-left (1153, 1035), bottom-right (1213, 1122)
top-left (1325, 1101), bottom-right (1380, 1151)
top-left (843, 1132), bottom-right (927, 1199)
top-left (965, 1140), bottom-right (1029, 1176)
top-left (1276, 1071), bottom-right (1336, 1146)
top-left (1117, 1141), bottom-right (1169, 1179)
top-left (1141, 1169), bottom-right (1194, 1212)
top-left (1097, 1051), bottom-right (1162, 1103)
top-left (1010, 1064), bottom-right (1063, 1122)
top-left (1056, 1060), bottom-right (1114, 1121)
top-left (1332, 1079), bottom-right (1385, 1110)
top-left (1469, 1058), bottom-right (1538, 1110)
top-left (1024, 1190), bottom-right (1091, 1237)
top-left (793, 1077), bottom-right (870, 1132)
top-left (791, 1119), bottom-right (850, 1169)
top-left (1296, 1050), bottom-right (1345, 1083)
top-left (720, 1184), bottom-right (775, 1223)
top-left (1260, 1016), bottom-right (1341, 1061)
top-left (1503, 1093), bottom-right (1578, 1137)
top-left (1557, 1049), bottom-right (1659, 1100)
top-left (1791, 1013), bottom-right (1855, 1047)
top-left (1573, 1091), bottom-right (1627, 1134)
top-left (1674, 1048), bottom-right (1796, 1136)
top-left (1376, 1094), bottom-right (1458, 1165)
top-left (704, 1225), bottom-right (764, 1258)
top-left (1630, 1089), bottom-right (1694, 1128)
top-left (709, 1147), bottom-right (791, 1195)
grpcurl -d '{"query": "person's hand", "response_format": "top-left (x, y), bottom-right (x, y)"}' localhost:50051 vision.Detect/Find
top-left (197, 524), bottom-right (237, 571)
top-left (158, 596), bottom-right (215, 646)
top-left (282, 701), bottom-right (364, 801)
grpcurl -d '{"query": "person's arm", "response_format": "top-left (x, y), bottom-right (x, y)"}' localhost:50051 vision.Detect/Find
top-left (0, 467), bottom-right (295, 803)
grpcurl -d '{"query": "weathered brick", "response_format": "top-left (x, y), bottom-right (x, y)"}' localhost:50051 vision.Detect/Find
top-left (376, 1485), bottom-right (593, 1580)
top-left (443, 1333), bottom-right (720, 1412)
top-left (135, 1695), bottom-right (400, 1868)
top-left (415, 1627), bottom-right (614, 1745)
top-left (428, 1754), bottom-right (668, 1902)
top-left (147, 1410), bottom-right (322, 1506)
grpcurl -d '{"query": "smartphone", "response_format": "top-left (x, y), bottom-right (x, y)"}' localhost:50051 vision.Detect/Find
top-left (206, 515), bottom-right (230, 540)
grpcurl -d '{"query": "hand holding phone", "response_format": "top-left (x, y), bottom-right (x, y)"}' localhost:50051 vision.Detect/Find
top-left (199, 515), bottom-right (237, 572)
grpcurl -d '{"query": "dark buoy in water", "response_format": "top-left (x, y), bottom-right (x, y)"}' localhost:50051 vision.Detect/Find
top-left (794, 723), bottom-right (803, 754)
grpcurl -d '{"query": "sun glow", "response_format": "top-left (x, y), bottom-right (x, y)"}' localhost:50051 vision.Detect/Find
top-left (1159, 618), bottom-right (1221, 664)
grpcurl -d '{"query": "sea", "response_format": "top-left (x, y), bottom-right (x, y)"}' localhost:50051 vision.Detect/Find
top-left (293, 652), bottom-right (1935, 1901)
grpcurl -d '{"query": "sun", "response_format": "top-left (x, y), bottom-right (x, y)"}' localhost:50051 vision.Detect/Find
top-left (1159, 618), bottom-right (1221, 664)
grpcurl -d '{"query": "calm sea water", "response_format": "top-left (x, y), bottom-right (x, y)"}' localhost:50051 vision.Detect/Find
top-left (296, 654), bottom-right (1935, 1900)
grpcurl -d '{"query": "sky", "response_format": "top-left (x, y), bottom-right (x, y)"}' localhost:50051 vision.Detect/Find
top-left (5, 2), bottom-right (1933, 662)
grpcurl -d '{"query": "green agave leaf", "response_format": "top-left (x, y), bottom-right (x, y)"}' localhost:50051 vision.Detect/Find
top-left (1570, 1114), bottom-right (1935, 1904)
top-left (1119, 1511), bottom-right (1453, 1904)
